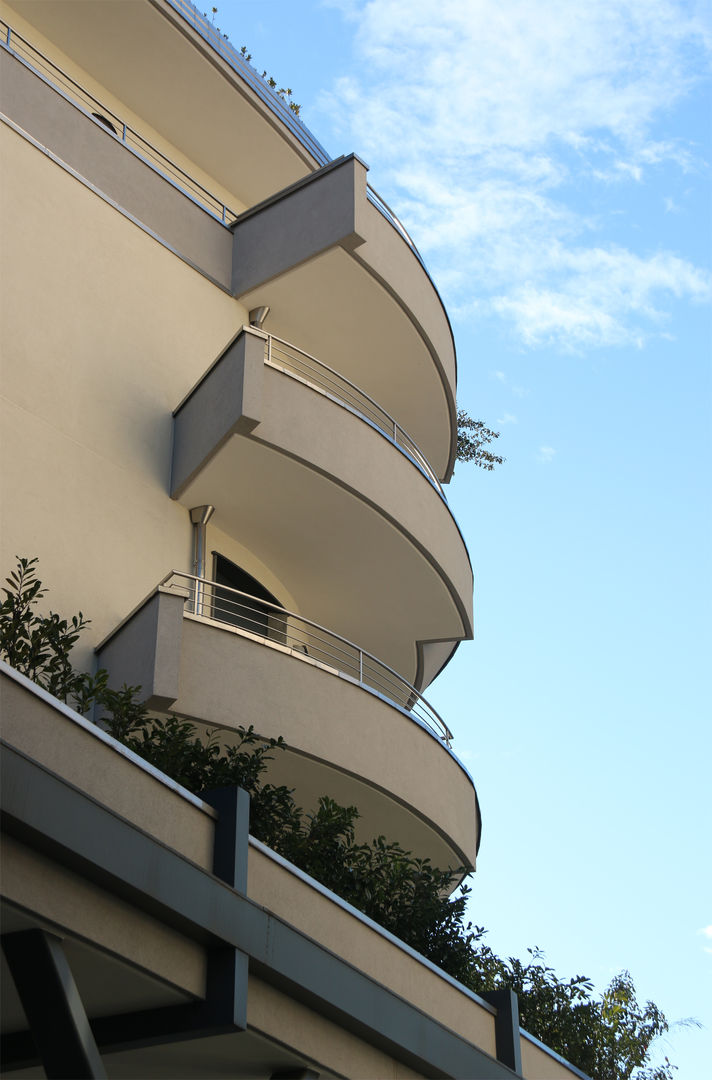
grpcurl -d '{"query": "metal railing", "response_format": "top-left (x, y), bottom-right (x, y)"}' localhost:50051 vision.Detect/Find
top-left (0, 19), bottom-right (236, 223)
top-left (2, 8), bottom-right (430, 271)
top-left (264, 334), bottom-right (444, 493)
top-left (161, 570), bottom-right (453, 746)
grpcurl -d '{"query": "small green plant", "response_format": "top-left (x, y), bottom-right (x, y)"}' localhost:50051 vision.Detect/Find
top-left (0, 556), bottom-right (91, 705)
top-left (204, 8), bottom-right (301, 116)
top-left (456, 409), bottom-right (505, 470)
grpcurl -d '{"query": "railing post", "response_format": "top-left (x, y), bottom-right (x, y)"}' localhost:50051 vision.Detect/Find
top-left (6, 25), bottom-right (11, 47)
top-left (358, 650), bottom-right (363, 684)
top-left (121, 122), bottom-right (127, 143)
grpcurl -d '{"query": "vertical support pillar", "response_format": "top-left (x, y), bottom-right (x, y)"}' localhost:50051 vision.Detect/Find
top-left (190, 504), bottom-right (215, 614)
top-left (199, 785), bottom-right (251, 1032)
top-left (482, 989), bottom-right (523, 1075)
top-left (201, 786), bottom-right (250, 894)
top-left (2, 930), bottom-right (107, 1080)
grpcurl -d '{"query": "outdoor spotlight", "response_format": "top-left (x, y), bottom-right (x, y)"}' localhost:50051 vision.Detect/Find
top-left (249, 305), bottom-right (270, 329)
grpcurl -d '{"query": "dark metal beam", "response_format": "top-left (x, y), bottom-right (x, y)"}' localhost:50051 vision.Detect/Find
top-left (270, 1070), bottom-right (320, 1079)
top-left (201, 786), bottom-right (250, 893)
top-left (2, 930), bottom-right (107, 1079)
top-left (481, 989), bottom-right (523, 1076)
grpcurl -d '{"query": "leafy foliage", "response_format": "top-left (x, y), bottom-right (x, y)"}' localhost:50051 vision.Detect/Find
top-left (0, 556), bottom-right (92, 704)
top-left (456, 409), bottom-right (505, 469)
top-left (1, 558), bottom-right (678, 1080)
top-left (471, 951), bottom-right (675, 1080)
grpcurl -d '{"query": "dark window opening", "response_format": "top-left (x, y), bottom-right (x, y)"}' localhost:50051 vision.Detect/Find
top-left (212, 553), bottom-right (285, 641)
top-left (92, 112), bottom-right (117, 135)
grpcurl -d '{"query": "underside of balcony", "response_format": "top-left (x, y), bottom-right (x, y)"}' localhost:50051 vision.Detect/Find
top-left (4, 0), bottom-right (323, 207)
top-left (95, 588), bottom-right (481, 871)
top-left (171, 328), bottom-right (472, 690)
top-left (231, 156), bottom-right (458, 480)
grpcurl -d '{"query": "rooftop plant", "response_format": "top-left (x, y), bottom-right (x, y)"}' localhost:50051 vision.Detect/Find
top-left (204, 7), bottom-right (301, 116)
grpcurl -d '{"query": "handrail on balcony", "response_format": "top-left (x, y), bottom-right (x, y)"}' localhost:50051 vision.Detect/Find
top-left (1, 11), bottom-right (429, 272)
top-left (263, 333), bottom-right (444, 494)
top-left (161, 570), bottom-right (453, 746)
top-left (0, 18), bottom-right (236, 223)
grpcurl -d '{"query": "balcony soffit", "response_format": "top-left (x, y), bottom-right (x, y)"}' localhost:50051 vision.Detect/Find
top-left (260, 745), bottom-right (474, 872)
top-left (6, 0), bottom-right (317, 207)
top-left (240, 248), bottom-right (453, 478)
top-left (176, 437), bottom-right (467, 687)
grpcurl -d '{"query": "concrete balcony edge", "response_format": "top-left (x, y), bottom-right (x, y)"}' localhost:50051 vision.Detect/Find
top-left (94, 588), bottom-right (481, 868)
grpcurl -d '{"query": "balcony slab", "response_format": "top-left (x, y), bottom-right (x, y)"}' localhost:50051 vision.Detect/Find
top-left (96, 594), bottom-right (480, 870)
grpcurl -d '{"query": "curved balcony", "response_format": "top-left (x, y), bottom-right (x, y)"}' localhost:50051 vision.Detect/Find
top-left (167, 571), bottom-right (452, 744)
top-left (171, 327), bottom-right (472, 689)
top-left (231, 157), bottom-right (458, 478)
top-left (96, 582), bottom-right (481, 870)
top-left (264, 333), bottom-right (443, 493)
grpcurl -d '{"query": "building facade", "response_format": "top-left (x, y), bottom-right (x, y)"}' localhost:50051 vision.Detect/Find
top-left (0, 2), bottom-right (586, 1077)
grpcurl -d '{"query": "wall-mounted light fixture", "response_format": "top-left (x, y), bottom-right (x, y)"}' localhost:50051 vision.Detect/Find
top-left (248, 306), bottom-right (270, 330)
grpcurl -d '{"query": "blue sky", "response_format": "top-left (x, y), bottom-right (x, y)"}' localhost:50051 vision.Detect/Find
top-left (216, 2), bottom-right (711, 1073)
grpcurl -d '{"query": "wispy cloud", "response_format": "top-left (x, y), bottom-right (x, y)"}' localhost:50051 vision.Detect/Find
top-left (699, 925), bottom-right (712, 954)
top-left (496, 413), bottom-right (518, 425)
top-left (321, 0), bottom-right (712, 349)
top-left (538, 446), bottom-right (557, 464)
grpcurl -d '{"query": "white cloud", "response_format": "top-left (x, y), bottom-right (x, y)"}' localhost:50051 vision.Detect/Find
top-left (699, 925), bottom-right (712, 938)
top-left (319, 0), bottom-right (712, 349)
top-left (538, 446), bottom-right (557, 464)
top-left (496, 413), bottom-right (518, 425)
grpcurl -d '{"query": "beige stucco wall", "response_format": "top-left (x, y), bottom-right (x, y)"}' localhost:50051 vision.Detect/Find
top-left (0, 118), bottom-right (246, 671)
top-left (521, 1034), bottom-right (585, 1080)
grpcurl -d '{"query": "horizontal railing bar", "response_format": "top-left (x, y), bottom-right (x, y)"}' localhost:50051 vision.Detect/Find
top-left (1, 18), bottom-right (235, 223)
top-left (268, 358), bottom-right (393, 433)
top-left (267, 335), bottom-right (397, 428)
top-left (2, 12), bottom-right (433, 268)
top-left (264, 334), bottom-right (444, 493)
top-left (202, 602), bottom-right (366, 673)
top-left (163, 571), bottom-right (452, 743)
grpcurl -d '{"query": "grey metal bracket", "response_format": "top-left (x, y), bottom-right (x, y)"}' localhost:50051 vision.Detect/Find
top-left (2, 929), bottom-right (107, 1080)
top-left (481, 988), bottom-right (523, 1075)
